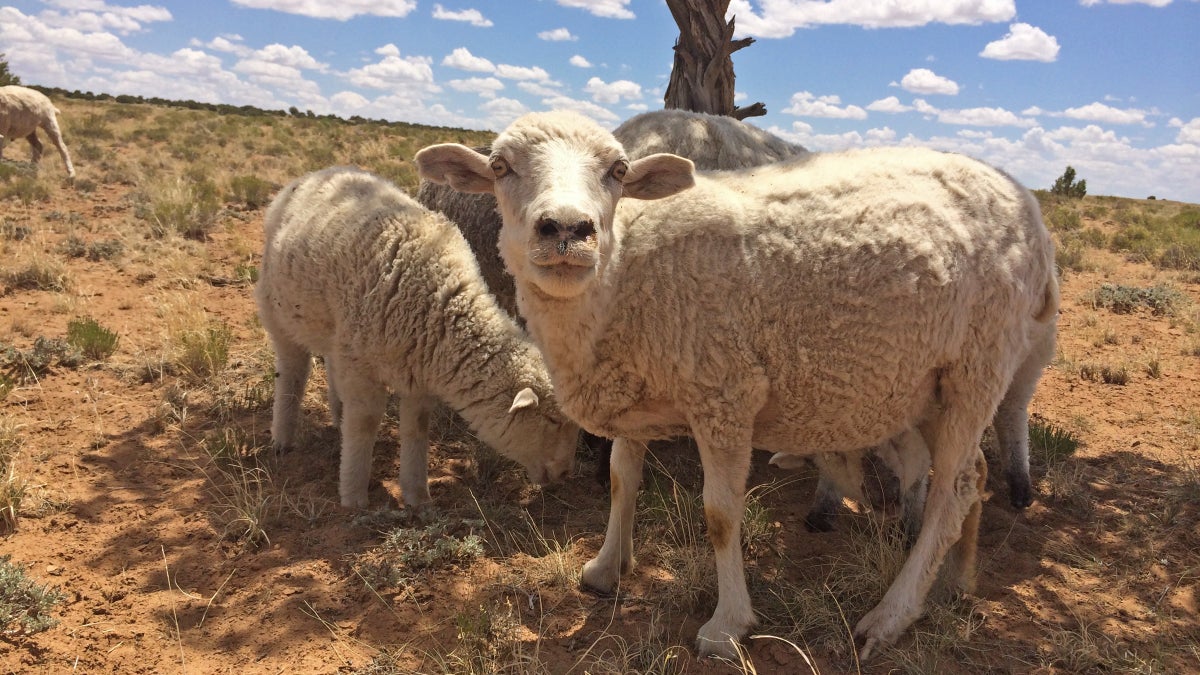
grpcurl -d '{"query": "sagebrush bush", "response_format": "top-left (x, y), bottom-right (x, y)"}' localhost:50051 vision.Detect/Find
top-left (66, 316), bottom-right (120, 360)
top-left (228, 175), bottom-right (277, 209)
top-left (1088, 283), bottom-right (1185, 316)
top-left (0, 554), bottom-right (63, 634)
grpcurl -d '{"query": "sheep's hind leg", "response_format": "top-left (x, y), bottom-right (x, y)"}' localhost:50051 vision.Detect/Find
top-left (332, 361), bottom-right (388, 509)
top-left (41, 119), bottom-right (75, 178)
top-left (854, 397), bottom-right (990, 661)
top-left (396, 394), bottom-right (435, 506)
top-left (581, 437), bottom-right (646, 593)
top-left (690, 419), bottom-right (757, 660)
top-left (993, 324), bottom-right (1054, 508)
top-left (269, 335), bottom-right (311, 452)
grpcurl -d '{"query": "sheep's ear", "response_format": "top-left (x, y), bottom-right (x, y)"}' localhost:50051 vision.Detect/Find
top-left (508, 387), bottom-right (539, 413)
top-left (415, 144), bottom-right (495, 194)
top-left (622, 153), bottom-right (695, 200)
top-left (768, 452), bottom-right (808, 471)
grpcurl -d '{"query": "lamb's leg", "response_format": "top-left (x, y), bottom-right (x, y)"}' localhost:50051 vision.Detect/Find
top-left (269, 335), bottom-right (311, 452)
top-left (993, 323), bottom-right (1055, 508)
top-left (396, 394), bottom-right (434, 506)
top-left (805, 474), bottom-right (845, 532)
top-left (324, 358), bottom-right (343, 430)
top-left (41, 119), bottom-right (75, 178)
top-left (25, 132), bottom-right (43, 166)
top-left (854, 393), bottom-right (991, 660)
top-left (332, 361), bottom-right (388, 509)
top-left (690, 420), bottom-right (756, 660)
top-left (938, 449), bottom-right (987, 590)
top-left (581, 437), bottom-right (646, 593)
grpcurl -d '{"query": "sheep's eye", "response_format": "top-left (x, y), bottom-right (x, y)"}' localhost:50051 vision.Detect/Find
top-left (609, 160), bottom-right (628, 181)
top-left (491, 158), bottom-right (510, 178)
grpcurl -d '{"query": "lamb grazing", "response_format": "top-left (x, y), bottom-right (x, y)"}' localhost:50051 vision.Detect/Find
top-left (416, 111), bottom-right (1059, 660)
top-left (771, 430), bottom-right (932, 544)
top-left (0, 86), bottom-right (75, 178)
top-left (256, 166), bottom-right (578, 509)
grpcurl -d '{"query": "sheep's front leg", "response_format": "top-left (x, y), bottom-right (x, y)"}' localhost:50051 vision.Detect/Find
top-left (581, 437), bottom-right (646, 593)
top-left (332, 361), bottom-right (389, 509)
top-left (268, 335), bottom-right (311, 452)
top-left (691, 423), bottom-right (757, 660)
top-left (855, 404), bottom-right (987, 660)
top-left (396, 394), bottom-right (435, 506)
top-left (25, 132), bottom-right (43, 165)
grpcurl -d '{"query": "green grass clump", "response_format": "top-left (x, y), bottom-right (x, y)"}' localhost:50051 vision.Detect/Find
top-left (61, 236), bottom-right (124, 262)
top-left (0, 554), bottom-right (63, 635)
top-left (1087, 283), bottom-right (1185, 316)
top-left (137, 175), bottom-right (222, 240)
top-left (2, 258), bottom-right (69, 292)
top-left (227, 175), bottom-right (277, 209)
top-left (1029, 418), bottom-right (1082, 465)
top-left (176, 322), bottom-right (232, 379)
top-left (66, 316), bottom-right (120, 360)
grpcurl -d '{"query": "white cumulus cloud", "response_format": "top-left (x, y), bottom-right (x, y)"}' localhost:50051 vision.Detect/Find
top-left (569, 54), bottom-right (593, 68)
top-left (584, 77), bottom-right (642, 104)
top-left (782, 91), bottom-right (867, 119)
top-left (448, 77), bottom-right (504, 98)
top-left (495, 64), bottom-right (551, 81)
top-left (1171, 117), bottom-right (1200, 144)
top-left (229, 0), bottom-right (416, 21)
top-left (441, 46), bottom-right (495, 72)
top-left (980, 23), bottom-right (1060, 62)
top-left (431, 4), bottom-right (492, 27)
top-left (937, 106), bottom-right (1037, 127)
top-left (898, 68), bottom-right (959, 96)
top-left (1060, 102), bottom-right (1151, 126)
top-left (726, 0), bottom-right (1016, 38)
top-left (539, 27), bottom-right (577, 41)
top-left (867, 96), bottom-right (913, 113)
top-left (555, 0), bottom-right (634, 19)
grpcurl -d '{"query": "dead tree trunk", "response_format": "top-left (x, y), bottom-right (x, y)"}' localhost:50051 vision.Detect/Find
top-left (664, 0), bottom-right (765, 119)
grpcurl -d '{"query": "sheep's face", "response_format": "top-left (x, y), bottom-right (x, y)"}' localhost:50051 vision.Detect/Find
top-left (415, 111), bottom-right (695, 300)
top-left (500, 386), bottom-right (580, 486)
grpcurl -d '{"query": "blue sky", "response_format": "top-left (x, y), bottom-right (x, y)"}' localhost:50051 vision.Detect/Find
top-left (2, 0), bottom-right (1198, 201)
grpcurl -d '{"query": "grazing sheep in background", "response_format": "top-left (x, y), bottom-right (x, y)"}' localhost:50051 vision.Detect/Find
top-left (256, 166), bottom-right (578, 509)
top-left (0, 86), bottom-right (75, 178)
top-left (614, 108), bottom-right (807, 169)
top-left (416, 111), bottom-right (1059, 660)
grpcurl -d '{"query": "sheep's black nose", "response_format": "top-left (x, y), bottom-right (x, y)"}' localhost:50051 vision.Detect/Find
top-left (536, 215), bottom-right (595, 242)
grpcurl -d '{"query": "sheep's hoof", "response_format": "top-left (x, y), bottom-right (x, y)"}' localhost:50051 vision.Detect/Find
top-left (858, 636), bottom-right (882, 662)
top-left (1007, 473), bottom-right (1034, 509)
top-left (579, 558), bottom-right (620, 596)
top-left (695, 620), bottom-right (750, 661)
top-left (804, 510), bottom-right (836, 533)
top-left (854, 602), bottom-right (909, 661)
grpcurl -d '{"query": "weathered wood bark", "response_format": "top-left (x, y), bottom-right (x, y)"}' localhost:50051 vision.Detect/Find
top-left (664, 0), bottom-right (765, 119)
